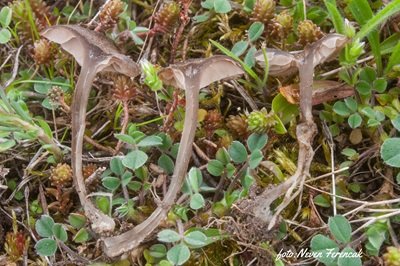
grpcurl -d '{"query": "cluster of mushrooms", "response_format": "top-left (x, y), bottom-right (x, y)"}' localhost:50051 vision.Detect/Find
top-left (42, 25), bottom-right (347, 257)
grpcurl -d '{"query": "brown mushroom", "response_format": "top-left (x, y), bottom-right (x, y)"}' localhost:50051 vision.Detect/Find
top-left (249, 34), bottom-right (349, 230)
top-left (255, 34), bottom-right (348, 77)
top-left (102, 55), bottom-right (244, 257)
top-left (42, 25), bottom-right (140, 233)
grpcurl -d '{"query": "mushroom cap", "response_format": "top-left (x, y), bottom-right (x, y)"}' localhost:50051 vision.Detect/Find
top-left (255, 49), bottom-right (301, 77)
top-left (158, 55), bottom-right (244, 90)
top-left (255, 34), bottom-right (348, 76)
top-left (307, 33), bottom-right (348, 66)
top-left (41, 25), bottom-right (140, 77)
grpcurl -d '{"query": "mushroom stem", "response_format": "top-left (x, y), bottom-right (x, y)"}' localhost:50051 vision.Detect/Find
top-left (72, 61), bottom-right (115, 233)
top-left (103, 85), bottom-right (199, 257)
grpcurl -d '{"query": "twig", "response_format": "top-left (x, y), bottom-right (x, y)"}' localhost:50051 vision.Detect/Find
top-left (322, 121), bottom-right (337, 216)
top-left (169, 0), bottom-right (192, 63)
top-left (87, 0), bottom-right (112, 26)
top-left (114, 101), bottom-right (130, 153)
top-left (227, 81), bottom-right (258, 111)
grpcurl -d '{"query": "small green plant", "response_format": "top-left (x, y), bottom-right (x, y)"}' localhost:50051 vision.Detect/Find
top-left (33, 77), bottom-right (71, 110)
top-left (207, 133), bottom-right (268, 215)
top-left (148, 228), bottom-right (221, 265)
top-left (68, 213), bottom-right (90, 243)
top-left (310, 215), bottom-right (362, 266)
top-left (183, 167), bottom-right (213, 210)
top-left (34, 215), bottom-right (68, 257)
top-left (141, 60), bottom-right (163, 91)
top-left (200, 0), bottom-right (231, 15)
top-left (0, 6), bottom-right (12, 44)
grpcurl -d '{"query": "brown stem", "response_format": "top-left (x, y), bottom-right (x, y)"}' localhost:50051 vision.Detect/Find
top-left (72, 61), bottom-right (115, 233)
top-left (115, 100), bottom-right (130, 153)
top-left (169, 2), bottom-right (191, 64)
top-left (103, 86), bottom-right (199, 257)
top-left (251, 51), bottom-right (317, 229)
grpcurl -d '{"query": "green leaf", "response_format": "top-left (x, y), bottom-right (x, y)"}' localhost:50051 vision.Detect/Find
top-left (341, 148), bottom-right (358, 158)
top-left (359, 67), bottom-right (376, 83)
top-left (68, 213), bottom-right (86, 229)
top-left (243, 0), bottom-right (256, 11)
top-left (344, 97), bottom-right (358, 113)
top-left (385, 41), bottom-right (400, 74)
top-left (149, 244), bottom-right (167, 258)
top-left (184, 231), bottom-right (208, 248)
top-left (158, 154), bottom-right (174, 174)
top-left (207, 160), bottom-right (224, 176)
top-left (333, 101), bottom-right (352, 117)
top-left (52, 223), bottom-right (68, 242)
top-left (34, 81), bottom-right (52, 94)
top-left (366, 225), bottom-right (386, 251)
top-left (216, 148), bottom-right (230, 165)
top-left (127, 181), bottom-right (141, 191)
top-left (391, 115), bottom-right (400, 131)
top-left (187, 167), bottom-right (202, 193)
top-left (167, 244), bottom-right (190, 265)
top-left (110, 157), bottom-right (124, 176)
top-left (0, 6), bottom-right (12, 27)
top-left (73, 228), bottom-right (90, 243)
top-left (96, 196), bottom-right (110, 215)
top-left (373, 78), bottom-right (387, 93)
top-left (226, 163), bottom-right (235, 178)
top-left (337, 247), bottom-right (362, 266)
top-left (102, 177), bottom-right (121, 191)
top-left (0, 139), bottom-right (16, 152)
top-left (214, 0), bottom-right (231, 13)
top-left (314, 194), bottom-right (331, 208)
top-left (158, 229), bottom-right (181, 243)
top-left (137, 135), bottom-right (163, 147)
top-left (121, 171), bottom-right (133, 186)
top-left (349, 0), bottom-right (383, 74)
top-left (310, 234), bottom-right (339, 266)
top-left (272, 93), bottom-right (299, 124)
top-left (35, 238), bottom-right (57, 257)
top-left (122, 150), bottom-right (148, 170)
top-left (190, 193), bottom-right (205, 210)
top-left (348, 113), bottom-right (362, 129)
top-left (231, 41), bottom-right (249, 57)
top-left (210, 40), bottom-right (261, 84)
top-left (328, 215), bottom-right (352, 243)
top-left (249, 149), bottom-right (263, 169)
top-left (244, 46), bottom-right (257, 68)
top-left (354, 0), bottom-right (400, 41)
top-left (114, 134), bottom-right (137, 145)
top-left (35, 215), bottom-right (55, 238)
top-left (381, 138), bottom-right (400, 167)
top-left (323, 0), bottom-right (345, 34)
top-left (248, 22), bottom-right (264, 42)
top-left (228, 141), bottom-right (248, 163)
top-left (247, 133), bottom-right (268, 152)
top-left (0, 28), bottom-right (11, 44)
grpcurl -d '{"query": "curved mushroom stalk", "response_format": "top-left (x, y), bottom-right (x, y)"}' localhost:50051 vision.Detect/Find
top-left (103, 55), bottom-right (244, 257)
top-left (42, 25), bottom-right (140, 233)
top-left (251, 34), bottom-right (348, 229)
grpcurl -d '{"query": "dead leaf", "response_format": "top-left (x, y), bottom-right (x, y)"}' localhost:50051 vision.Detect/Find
top-left (279, 80), bottom-right (354, 105)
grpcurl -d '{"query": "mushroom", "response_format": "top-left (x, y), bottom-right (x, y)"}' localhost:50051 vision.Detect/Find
top-left (102, 55), bottom-right (244, 257)
top-left (42, 25), bottom-right (140, 233)
top-left (249, 34), bottom-right (349, 229)
top-left (255, 34), bottom-right (348, 77)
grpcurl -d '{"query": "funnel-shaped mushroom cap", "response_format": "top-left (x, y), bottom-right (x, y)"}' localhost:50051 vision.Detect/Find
top-left (255, 49), bottom-right (300, 77)
top-left (158, 55), bottom-right (244, 90)
top-left (307, 33), bottom-right (348, 66)
top-left (255, 34), bottom-right (348, 76)
top-left (41, 25), bottom-right (140, 77)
